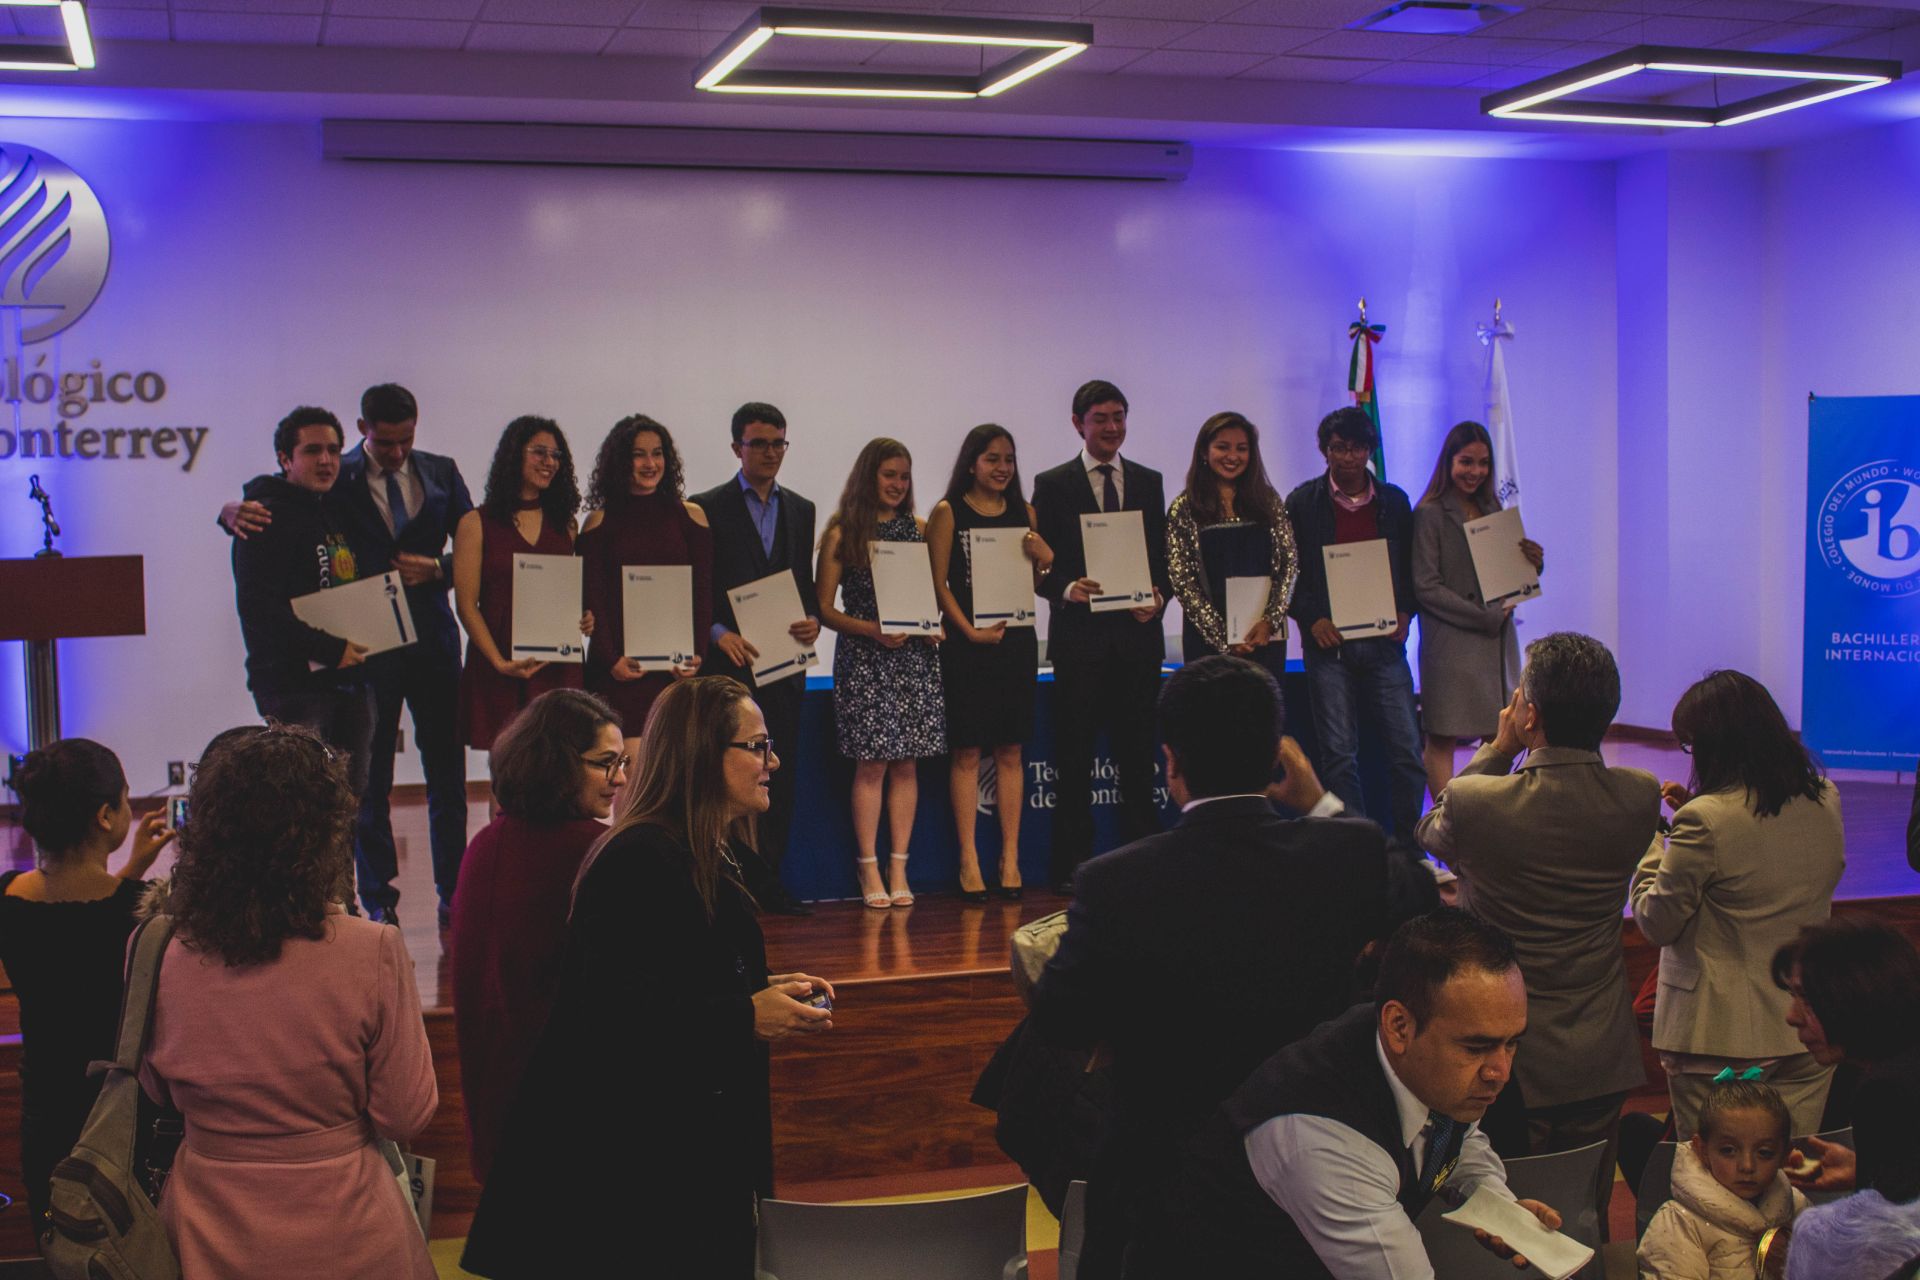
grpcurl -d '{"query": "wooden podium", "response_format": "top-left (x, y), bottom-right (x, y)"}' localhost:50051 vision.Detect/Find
top-left (0, 555), bottom-right (146, 750)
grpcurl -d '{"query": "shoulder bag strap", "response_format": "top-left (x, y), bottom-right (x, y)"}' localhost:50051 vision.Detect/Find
top-left (111, 914), bottom-right (175, 1073)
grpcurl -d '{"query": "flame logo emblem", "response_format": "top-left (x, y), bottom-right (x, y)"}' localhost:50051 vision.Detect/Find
top-left (0, 143), bottom-right (110, 344)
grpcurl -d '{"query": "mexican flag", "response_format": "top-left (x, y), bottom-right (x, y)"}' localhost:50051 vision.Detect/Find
top-left (1348, 319), bottom-right (1387, 480)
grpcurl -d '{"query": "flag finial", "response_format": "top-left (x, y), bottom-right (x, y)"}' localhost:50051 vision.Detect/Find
top-left (1494, 297), bottom-right (1502, 323)
top-left (1356, 296), bottom-right (1367, 323)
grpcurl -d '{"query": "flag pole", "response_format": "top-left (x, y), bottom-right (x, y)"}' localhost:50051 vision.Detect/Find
top-left (1347, 299), bottom-right (1387, 480)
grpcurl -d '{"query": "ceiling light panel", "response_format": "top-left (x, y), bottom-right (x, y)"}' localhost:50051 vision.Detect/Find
top-left (0, 0), bottom-right (94, 72)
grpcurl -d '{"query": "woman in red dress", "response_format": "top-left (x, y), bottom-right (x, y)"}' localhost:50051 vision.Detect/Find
top-left (454, 415), bottom-right (594, 751)
top-left (578, 414), bottom-right (715, 771)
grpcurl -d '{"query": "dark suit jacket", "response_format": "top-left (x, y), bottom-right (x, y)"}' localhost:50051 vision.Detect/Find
top-left (690, 475), bottom-right (818, 682)
top-left (1031, 455), bottom-right (1170, 662)
top-left (332, 444), bottom-right (473, 663)
top-left (1029, 796), bottom-right (1396, 1181)
top-left (1285, 473), bottom-right (1417, 630)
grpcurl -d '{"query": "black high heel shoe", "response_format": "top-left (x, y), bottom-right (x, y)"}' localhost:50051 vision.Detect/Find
top-left (994, 885), bottom-right (1024, 901)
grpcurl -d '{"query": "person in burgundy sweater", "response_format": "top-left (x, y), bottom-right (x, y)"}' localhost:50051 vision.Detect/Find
top-left (1285, 406), bottom-right (1428, 840)
top-left (450, 688), bottom-right (625, 1184)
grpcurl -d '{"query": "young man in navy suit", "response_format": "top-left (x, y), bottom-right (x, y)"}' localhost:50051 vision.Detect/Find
top-left (224, 384), bottom-right (474, 926)
top-left (1031, 379), bottom-right (1171, 892)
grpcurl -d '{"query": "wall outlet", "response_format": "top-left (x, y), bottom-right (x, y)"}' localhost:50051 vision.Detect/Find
top-left (167, 761), bottom-right (186, 787)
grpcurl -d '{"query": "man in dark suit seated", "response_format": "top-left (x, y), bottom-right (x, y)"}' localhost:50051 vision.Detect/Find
top-left (1031, 379), bottom-right (1172, 892)
top-left (224, 384), bottom-right (474, 926)
top-left (1134, 910), bottom-right (1566, 1279)
top-left (1029, 654), bottom-right (1413, 1278)
top-left (688, 401), bottom-right (819, 916)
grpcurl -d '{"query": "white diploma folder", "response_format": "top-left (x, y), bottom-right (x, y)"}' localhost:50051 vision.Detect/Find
top-left (1080, 510), bottom-right (1155, 613)
top-left (870, 541), bottom-right (942, 636)
top-left (968, 528), bottom-right (1035, 629)
top-left (1463, 506), bottom-right (1541, 606)
top-left (621, 565), bottom-right (695, 671)
top-left (292, 571), bottom-right (416, 659)
top-left (1441, 1186), bottom-right (1594, 1280)
top-left (510, 553), bottom-right (585, 663)
top-left (1225, 576), bottom-right (1270, 646)
top-left (728, 571), bottom-right (818, 686)
top-left (1322, 539), bottom-right (1397, 638)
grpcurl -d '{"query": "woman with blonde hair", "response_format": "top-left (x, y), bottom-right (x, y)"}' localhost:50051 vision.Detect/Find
top-left (816, 437), bottom-right (947, 908)
top-left (463, 677), bottom-right (835, 1279)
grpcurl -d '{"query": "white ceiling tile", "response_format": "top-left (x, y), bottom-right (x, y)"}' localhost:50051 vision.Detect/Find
top-left (1089, 16), bottom-right (1206, 47)
top-left (1604, 14), bottom-right (1776, 42)
top-left (8, 5), bottom-right (61, 36)
top-left (323, 16), bottom-right (472, 48)
top-left (1407, 35), bottom-right (1570, 63)
top-left (478, 0), bottom-right (638, 23)
top-left (464, 20), bottom-right (617, 49)
top-left (1538, 0), bottom-right (1666, 12)
top-left (172, 0), bottom-right (324, 12)
top-left (937, 0), bottom-right (1074, 12)
top-left (171, 11), bottom-right (322, 41)
top-left (1463, 63), bottom-right (1554, 88)
top-left (1800, 4), bottom-right (1919, 27)
top-left (861, 40), bottom-right (1005, 67)
top-left (1167, 22), bottom-right (1322, 52)
top-left (1353, 59), bottom-right (1495, 84)
top-left (330, 0), bottom-right (484, 18)
top-left (601, 25), bottom-right (713, 54)
top-left (87, 9), bottom-right (173, 38)
top-left (1722, 20), bottom-right (1885, 50)
top-left (1086, 0), bottom-right (1251, 18)
top-left (1120, 45), bottom-right (1267, 72)
top-left (1286, 27), bottom-right (1454, 57)
top-left (627, 1), bottom-right (757, 30)
top-left (1225, 0), bottom-right (1394, 25)
top-left (86, 0), bottom-right (167, 10)
top-left (1235, 52), bottom-right (1384, 79)
top-left (1062, 43), bottom-right (1147, 69)
top-left (1679, 0), bottom-right (1829, 19)
top-left (1515, 39), bottom-right (1634, 66)
top-left (1472, 7), bottom-right (1641, 39)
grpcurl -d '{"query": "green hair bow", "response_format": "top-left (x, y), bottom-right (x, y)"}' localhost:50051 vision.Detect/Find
top-left (1712, 1067), bottom-right (1766, 1084)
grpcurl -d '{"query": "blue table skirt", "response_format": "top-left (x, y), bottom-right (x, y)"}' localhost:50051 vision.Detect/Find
top-left (779, 661), bottom-right (1398, 901)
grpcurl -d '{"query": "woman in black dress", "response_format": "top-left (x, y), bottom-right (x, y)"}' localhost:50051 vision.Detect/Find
top-left (462, 677), bottom-right (836, 1280)
top-left (926, 424), bottom-right (1053, 900)
top-left (0, 738), bottom-right (173, 1228)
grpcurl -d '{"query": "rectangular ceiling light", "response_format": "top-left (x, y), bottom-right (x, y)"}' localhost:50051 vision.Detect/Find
top-left (1482, 44), bottom-right (1900, 128)
top-left (1355, 1), bottom-right (1518, 37)
top-left (694, 6), bottom-right (1093, 101)
top-left (0, 0), bottom-right (95, 72)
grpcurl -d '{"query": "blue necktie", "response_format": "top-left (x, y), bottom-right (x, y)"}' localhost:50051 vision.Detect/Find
top-left (1420, 1112), bottom-right (1457, 1190)
top-left (384, 468), bottom-right (412, 539)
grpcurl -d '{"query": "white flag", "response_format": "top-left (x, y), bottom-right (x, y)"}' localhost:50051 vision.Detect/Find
top-left (1478, 315), bottom-right (1521, 507)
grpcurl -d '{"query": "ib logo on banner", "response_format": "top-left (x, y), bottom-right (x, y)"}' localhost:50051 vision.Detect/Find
top-left (1814, 458), bottom-right (1920, 598)
top-left (0, 143), bottom-right (111, 344)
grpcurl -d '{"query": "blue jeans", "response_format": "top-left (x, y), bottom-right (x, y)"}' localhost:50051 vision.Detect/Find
top-left (1301, 636), bottom-right (1427, 838)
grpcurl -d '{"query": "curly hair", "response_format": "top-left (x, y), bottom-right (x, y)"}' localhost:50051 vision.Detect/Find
top-left (480, 415), bottom-right (581, 528)
top-left (587, 414), bottom-right (685, 510)
top-left (160, 724), bottom-right (355, 968)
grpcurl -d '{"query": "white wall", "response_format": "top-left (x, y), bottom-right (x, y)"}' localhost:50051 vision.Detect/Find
top-left (0, 119), bottom-right (1621, 790)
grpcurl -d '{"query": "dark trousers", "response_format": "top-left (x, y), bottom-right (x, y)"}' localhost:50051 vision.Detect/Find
top-left (1524, 1090), bottom-right (1627, 1245)
top-left (1049, 642), bottom-right (1163, 887)
top-left (1300, 636), bottom-right (1427, 839)
top-left (253, 683), bottom-right (375, 799)
top-left (353, 647), bottom-right (468, 912)
top-left (753, 673), bottom-right (803, 884)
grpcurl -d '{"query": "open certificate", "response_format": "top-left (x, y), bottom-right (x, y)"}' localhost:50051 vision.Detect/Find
top-left (968, 528), bottom-right (1035, 628)
top-left (1225, 576), bottom-right (1270, 645)
top-left (728, 571), bottom-right (818, 686)
top-left (1080, 510), bottom-right (1155, 613)
top-left (870, 541), bottom-right (942, 636)
top-left (1463, 506), bottom-right (1541, 606)
top-left (1322, 540), bottom-right (1397, 638)
top-left (511, 553), bottom-right (585, 662)
top-left (292, 571), bottom-right (416, 658)
top-left (622, 565), bottom-right (695, 671)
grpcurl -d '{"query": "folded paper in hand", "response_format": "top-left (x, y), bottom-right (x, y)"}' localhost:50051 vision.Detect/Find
top-left (1441, 1187), bottom-right (1593, 1280)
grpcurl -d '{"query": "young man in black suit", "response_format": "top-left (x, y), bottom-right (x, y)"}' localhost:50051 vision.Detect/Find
top-left (689, 401), bottom-right (819, 916)
top-left (224, 384), bottom-right (474, 926)
top-left (1029, 654), bottom-right (1417, 1280)
top-left (1031, 380), bottom-right (1171, 892)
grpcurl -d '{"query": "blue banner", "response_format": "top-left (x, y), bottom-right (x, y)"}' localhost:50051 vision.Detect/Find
top-left (1803, 395), bottom-right (1920, 770)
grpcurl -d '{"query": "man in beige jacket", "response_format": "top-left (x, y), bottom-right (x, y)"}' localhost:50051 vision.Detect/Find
top-left (1415, 631), bottom-right (1660, 1238)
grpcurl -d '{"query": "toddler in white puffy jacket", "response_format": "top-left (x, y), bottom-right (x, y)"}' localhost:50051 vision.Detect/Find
top-left (1639, 1076), bottom-right (1807, 1280)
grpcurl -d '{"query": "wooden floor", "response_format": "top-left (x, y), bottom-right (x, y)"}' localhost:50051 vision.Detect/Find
top-left (0, 737), bottom-right (1911, 1254)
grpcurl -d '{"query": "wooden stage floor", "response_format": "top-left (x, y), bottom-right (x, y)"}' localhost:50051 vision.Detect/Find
top-left (0, 738), bottom-right (1911, 1252)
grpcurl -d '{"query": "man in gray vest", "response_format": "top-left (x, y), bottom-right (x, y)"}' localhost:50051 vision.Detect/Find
top-left (1414, 630), bottom-right (1658, 1236)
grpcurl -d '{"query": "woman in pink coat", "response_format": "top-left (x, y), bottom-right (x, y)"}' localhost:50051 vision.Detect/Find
top-left (140, 724), bottom-right (438, 1280)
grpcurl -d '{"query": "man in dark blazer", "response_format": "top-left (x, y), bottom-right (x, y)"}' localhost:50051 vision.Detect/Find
top-left (1286, 405), bottom-right (1427, 840)
top-left (223, 383), bottom-right (474, 925)
top-left (690, 401), bottom-right (819, 916)
top-left (1029, 655), bottom-right (1415, 1279)
top-left (1032, 380), bottom-right (1172, 891)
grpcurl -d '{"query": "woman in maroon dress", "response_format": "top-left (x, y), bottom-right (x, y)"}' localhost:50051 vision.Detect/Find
top-left (454, 415), bottom-right (594, 751)
top-left (578, 414), bottom-right (715, 769)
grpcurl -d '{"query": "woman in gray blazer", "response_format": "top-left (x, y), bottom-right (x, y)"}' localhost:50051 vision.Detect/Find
top-left (1411, 421), bottom-right (1543, 799)
top-left (1631, 670), bottom-right (1846, 1138)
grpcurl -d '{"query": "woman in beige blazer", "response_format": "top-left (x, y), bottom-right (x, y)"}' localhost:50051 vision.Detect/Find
top-left (1631, 670), bottom-right (1845, 1139)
